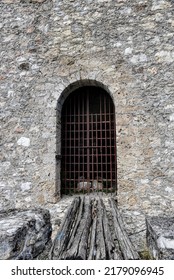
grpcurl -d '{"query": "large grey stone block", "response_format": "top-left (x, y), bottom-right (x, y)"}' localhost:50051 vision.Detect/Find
top-left (146, 216), bottom-right (174, 260)
top-left (0, 208), bottom-right (52, 259)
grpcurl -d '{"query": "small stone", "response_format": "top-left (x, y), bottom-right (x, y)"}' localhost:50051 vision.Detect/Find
top-left (17, 137), bottom-right (30, 147)
top-left (151, 0), bottom-right (171, 11)
top-left (165, 187), bottom-right (172, 193)
top-left (155, 51), bottom-right (174, 63)
top-left (77, 181), bottom-right (91, 191)
top-left (20, 182), bottom-right (32, 192)
top-left (30, 0), bottom-right (46, 3)
top-left (170, 113), bottom-right (174, 121)
top-left (133, 211), bottom-right (141, 216)
top-left (130, 54), bottom-right (147, 64)
top-left (140, 179), bottom-right (149, 184)
top-left (92, 180), bottom-right (103, 190)
top-left (97, 0), bottom-right (112, 2)
top-left (120, 7), bottom-right (132, 14)
top-left (165, 141), bottom-right (174, 148)
top-left (14, 126), bottom-right (24, 133)
top-left (125, 47), bottom-right (133, 55)
top-left (26, 27), bottom-right (35, 34)
top-left (142, 200), bottom-right (151, 209)
top-left (2, 0), bottom-right (17, 3)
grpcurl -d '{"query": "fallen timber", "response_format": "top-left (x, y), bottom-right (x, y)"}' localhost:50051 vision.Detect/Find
top-left (50, 196), bottom-right (140, 260)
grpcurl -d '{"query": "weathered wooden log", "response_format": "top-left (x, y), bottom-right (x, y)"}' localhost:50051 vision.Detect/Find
top-left (109, 198), bottom-right (140, 260)
top-left (65, 196), bottom-right (85, 250)
top-left (100, 199), bottom-right (121, 260)
top-left (63, 196), bottom-right (92, 259)
top-left (88, 198), bottom-right (121, 260)
top-left (49, 196), bottom-right (80, 259)
top-left (95, 198), bottom-right (107, 259)
top-left (88, 199), bottom-right (97, 260)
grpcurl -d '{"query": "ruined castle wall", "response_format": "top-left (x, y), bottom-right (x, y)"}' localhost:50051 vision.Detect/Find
top-left (0, 0), bottom-right (174, 215)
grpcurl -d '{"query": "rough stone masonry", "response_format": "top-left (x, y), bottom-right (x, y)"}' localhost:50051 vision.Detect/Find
top-left (0, 0), bottom-right (174, 250)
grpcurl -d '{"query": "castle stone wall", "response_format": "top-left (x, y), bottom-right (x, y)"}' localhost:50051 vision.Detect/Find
top-left (0, 0), bottom-right (174, 216)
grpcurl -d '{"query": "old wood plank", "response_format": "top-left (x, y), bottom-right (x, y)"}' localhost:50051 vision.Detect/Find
top-left (109, 198), bottom-right (140, 260)
top-left (49, 196), bottom-right (80, 259)
top-left (88, 198), bottom-right (97, 260)
top-left (95, 198), bottom-right (107, 259)
top-left (64, 196), bottom-right (92, 259)
top-left (100, 199), bottom-right (120, 260)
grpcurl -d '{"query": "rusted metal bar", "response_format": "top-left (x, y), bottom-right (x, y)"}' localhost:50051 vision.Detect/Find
top-left (100, 94), bottom-right (103, 190)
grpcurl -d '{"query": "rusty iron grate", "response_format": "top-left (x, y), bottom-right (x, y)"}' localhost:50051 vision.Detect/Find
top-left (61, 86), bottom-right (117, 194)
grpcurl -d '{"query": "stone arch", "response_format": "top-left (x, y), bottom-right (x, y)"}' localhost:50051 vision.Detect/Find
top-left (56, 79), bottom-right (116, 197)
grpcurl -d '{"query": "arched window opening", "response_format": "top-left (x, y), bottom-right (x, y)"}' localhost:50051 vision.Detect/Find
top-left (61, 86), bottom-right (117, 194)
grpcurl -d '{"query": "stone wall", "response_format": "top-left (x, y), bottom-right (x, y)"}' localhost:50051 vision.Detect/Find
top-left (1, 0), bottom-right (174, 217)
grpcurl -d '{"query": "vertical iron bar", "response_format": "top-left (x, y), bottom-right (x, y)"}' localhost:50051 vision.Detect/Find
top-left (77, 94), bottom-right (80, 193)
top-left (74, 94), bottom-right (76, 193)
top-left (96, 91), bottom-right (98, 190)
top-left (64, 104), bottom-right (67, 193)
top-left (104, 93), bottom-right (108, 192)
top-left (109, 97), bottom-right (113, 190)
top-left (114, 110), bottom-right (117, 193)
top-left (91, 113), bottom-right (93, 192)
top-left (100, 91), bottom-right (103, 193)
top-left (87, 89), bottom-right (90, 191)
top-left (82, 92), bottom-right (85, 193)
top-left (69, 98), bottom-right (72, 193)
